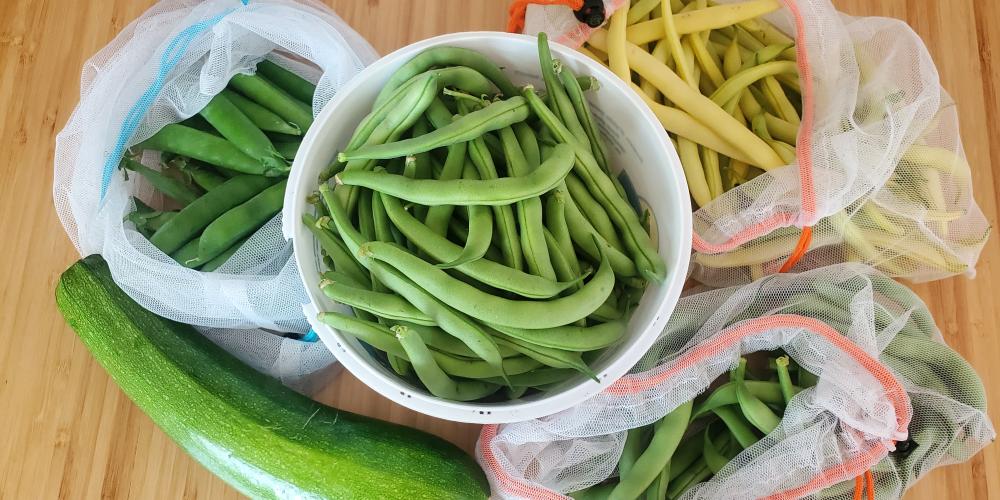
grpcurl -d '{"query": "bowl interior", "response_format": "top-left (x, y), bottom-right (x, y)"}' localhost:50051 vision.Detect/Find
top-left (284, 31), bottom-right (691, 423)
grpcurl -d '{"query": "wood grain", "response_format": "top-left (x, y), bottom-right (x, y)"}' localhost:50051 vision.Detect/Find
top-left (0, 0), bottom-right (996, 498)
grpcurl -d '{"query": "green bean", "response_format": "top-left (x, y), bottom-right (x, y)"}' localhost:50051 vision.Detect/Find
top-left (320, 186), bottom-right (506, 376)
top-left (711, 405), bottom-right (758, 449)
top-left (357, 189), bottom-right (377, 242)
top-left (336, 143), bottom-right (574, 206)
top-left (184, 163), bottom-right (228, 191)
top-left (221, 89), bottom-right (301, 136)
top-left (128, 210), bottom-right (177, 238)
top-left (229, 73), bottom-right (313, 131)
top-left (437, 204), bottom-right (492, 268)
top-left (667, 434), bottom-right (704, 482)
top-left (373, 46), bottom-right (518, 107)
top-left (121, 158), bottom-right (202, 205)
top-left (537, 33), bottom-right (589, 148)
top-left (665, 457), bottom-right (711, 499)
top-left (499, 126), bottom-right (557, 280)
top-left (394, 325), bottom-right (501, 401)
top-left (171, 237), bottom-right (203, 268)
top-left (422, 145), bottom-right (468, 235)
top-left (522, 87), bottom-right (666, 282)
top-left (197, 180), bottom-right (286, 262)
top-left (380, 190), bottom-right (581, 299)
top-left (570, 483), bottom-right (616, 500)
top-left (397, 321), bottom-right (516, 358)
top-left (319, 279), bottom-right (436, 326)
top-left (359, 239), bottom-right (613, 329)
top-left (488, 319), bottom-right (626, 352)
top-left (338, 97), bottom-right (529, 161)
top-left (199, 235), bottom-right (248, 272)
top-left (135, 124), bottom-right (285, 177)
top-left (273, 140), bottom-right (300, 160)
top-left (543, 229), bottom-right (583, 296)
top-left (563, 190), bottom-right (639, 277)
top-left (690, 380), bottom-right (798, 420)
top-left (702, 426), bottom-right (735, 475)
top-left (565, 173), bottom-right (626, 252)
top-left (304, 214), bottom-right (371, 288)
top-left (148, 175), bottom-right (273, 254)
top-left (198, 92), bottom-right (286, 171)
top-left (545, 190), bottom-right (583, 276)
top-left (335, 72), bottom-right (442, 211)
top-left (775, 356), bottom-right (795, 404)
top-left (734, 358), bottom-right (781, 434)
top-left (255, 59), bottom-right (316, 104)
top-left (559, 65), bottom-right (611, 174)
top-left (484, 367), bottom-right (578, 387)
top-left (620, 426), bottom-right (652, 478)
top-left (387, 353), bottom-right (411, 377)
top-left (590, 293), bottom-right (624, 321)
top-left (491, 333), bottom-right (596, 378)
top-left (609, 401), bottom-right (692, 500)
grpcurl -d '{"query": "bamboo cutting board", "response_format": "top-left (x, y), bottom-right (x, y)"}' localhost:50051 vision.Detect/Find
top-left (0, 0), bottom-right (996, 498)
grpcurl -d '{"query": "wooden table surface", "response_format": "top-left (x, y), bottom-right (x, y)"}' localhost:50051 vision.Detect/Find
top-left (1, 0), bottom-right (997, 498)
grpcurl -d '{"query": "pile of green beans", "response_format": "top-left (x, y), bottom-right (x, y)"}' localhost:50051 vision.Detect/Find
top-left (307, 35), bottom-right (668, 402)
top-left (125, 59), bottom-right (314, 272)
top-left (571, 273), bottom-right (989, 499)
top-left (570, 353), bottom-right (809, 500)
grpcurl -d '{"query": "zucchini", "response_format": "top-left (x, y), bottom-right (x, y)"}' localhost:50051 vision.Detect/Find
top-left (55, 255), bottom-right (489, 499)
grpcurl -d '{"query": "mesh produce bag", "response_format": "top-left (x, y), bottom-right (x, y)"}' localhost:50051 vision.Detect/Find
top-left (53, 0), bottom-right (377, 383)
top-left (477, 264), bottom-right (993, 499)
top-left (517, 0), bottom-right (990, 286)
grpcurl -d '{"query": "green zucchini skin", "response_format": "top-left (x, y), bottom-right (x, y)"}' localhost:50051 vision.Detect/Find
top-left (55, 255), bottom-right (489, 500)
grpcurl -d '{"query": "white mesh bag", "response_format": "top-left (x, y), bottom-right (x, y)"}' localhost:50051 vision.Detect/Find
top-left (53, 0), bottom-right (377, 384)
top-left (519, 0), bottom-right (991, 286)
top-left (477, 264), bottom-right (993, 499)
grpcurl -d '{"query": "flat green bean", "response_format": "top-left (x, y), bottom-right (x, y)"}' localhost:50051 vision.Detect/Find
top-left (373, 46), bottom-right (518, 108)
top-left (319, 279), bottom-right (435, 326)
top-left (499, 126), bottom-right (557, 280)
top-left (394, 325), bottom-right (501, 401)
top-left (338, 97), bottom-right (529, 161)
top-left (304, 214), bottom-right (371, 288)
top-left (488, 319), bottom-right (626, 352)
top-left (563, 189), bottom-right (639, 277)
top-left (608, 401), bottom-right (692, 500)
top-left (565, 172), bottom-right (626, 252)
top-left (335, 143), bottom-right (574, 206)
top-left (358, 240), bottom-right (613, 329)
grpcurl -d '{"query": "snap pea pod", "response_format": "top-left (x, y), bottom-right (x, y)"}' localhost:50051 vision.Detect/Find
top-left (229, 73), bottom-right (313, 131)
top-left (523, 87), bottom-right (666, 282)
top-left (319, 279), bottom-right (435, 326)
top-left (338, 97), bottom-right (529, 162)
top-left (198, 92), bottom-right (286, 171)
top-left (200, 235), bottom-right (249, 272)
top-left (135, 124), bottom-right (285, 176)
top-left (184, 163), bottom-right (228, 191)
top-left (488, 320), bottom-right (626, 352)
top-left (273, 140), bottom-right (300, 160)
top-left (320, 185), bottom-right (506, 377)
top-left (335, 143), bottom-right (574, 206)
top-left (127, 206), bottom-right (177, 238)
top-left (149, 174), bottom-right (274, 254)
top-left (359, 240), bottom-right (614, 329)
top-left (380, 193), bottom-right (581, 299)
top-left (121, 158), bottom-right (201, 205)
top-left (221, 89), bottom-right (301, 136)
top-left (608, 401), bottom-right (692, 500)
top-left (171, 237), bottom-right (204, 268)
top-left (373, 46), bottom-right (518, 108)
top-left (197, 179), bottom-right (286, 262)
top-left (255, 59), bottom-right (316, 104)
top-left (394, 325), bottom-right (502, 401)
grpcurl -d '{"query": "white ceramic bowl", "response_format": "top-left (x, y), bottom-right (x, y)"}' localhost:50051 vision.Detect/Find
top-left (283, 31), bottom-right (691, 424)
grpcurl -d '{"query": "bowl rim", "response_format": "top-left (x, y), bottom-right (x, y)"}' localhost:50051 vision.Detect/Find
top-left (286, 30), bottom-right (692, 424)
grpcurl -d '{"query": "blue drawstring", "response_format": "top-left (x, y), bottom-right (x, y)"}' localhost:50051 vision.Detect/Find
top-left (301, 329), bottom-right (319, 342)
top-left (100, 5), bottom-right (247, 200)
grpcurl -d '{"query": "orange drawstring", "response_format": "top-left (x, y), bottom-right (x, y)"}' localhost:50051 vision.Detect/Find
top-left (778, 225), bottom-right (813, 272)
top-left (852, 469), bottom-right (876, 500)
top-left (507, 0), bottom-right (584, 34)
